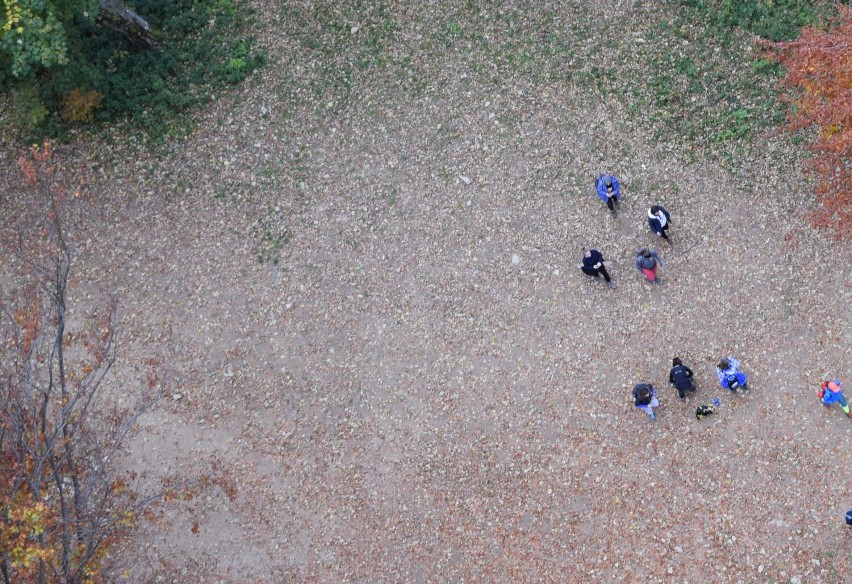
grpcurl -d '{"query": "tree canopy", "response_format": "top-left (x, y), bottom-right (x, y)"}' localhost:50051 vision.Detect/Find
top-left (1, 0), bottom-right (261, 139)
top-left (1, 0), bottom-right (98, 77)
top-left (767, 6), bottom-right (852, 238)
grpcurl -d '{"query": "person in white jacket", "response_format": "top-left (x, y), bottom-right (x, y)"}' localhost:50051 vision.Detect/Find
top-left (647, 205), bottom-right (673, 245)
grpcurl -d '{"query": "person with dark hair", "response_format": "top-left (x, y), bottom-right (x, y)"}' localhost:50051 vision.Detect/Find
top-left (716, 357), bottom-right (748, 392)
top-left (669, 357), bottom-right (696, 399)
top-left (632, 383), bottom-right (659, 421)
top-left (648, 204), bottom-right (673, 245)
top-left (595, 174), bottom-right (621, 215)
top-left (635, 248), bottom-right (664, 283)
top-left (578, 248), bottom-right (616, 289)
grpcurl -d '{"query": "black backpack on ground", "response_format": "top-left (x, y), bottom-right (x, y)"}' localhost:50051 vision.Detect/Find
top-left (695, 405), bottom-right (716, 420)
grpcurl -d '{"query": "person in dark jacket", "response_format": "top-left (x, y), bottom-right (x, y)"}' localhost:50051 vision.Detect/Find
top-left (632, 383), bottom-right (659, 421)
top-left (579, 248), bottom-right (616, 289)
top-left (595, 174), bottom-right (621, 215)
top-left (635, 248), bottom-right (664, 283)
top-left (647, 205), bottom-right (673, 245)
top-left (669, 357), bottom-right (695, 399)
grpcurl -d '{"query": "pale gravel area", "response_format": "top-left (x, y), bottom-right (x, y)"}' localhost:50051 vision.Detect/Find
top-left (1, 0), bottom-right (851, 582)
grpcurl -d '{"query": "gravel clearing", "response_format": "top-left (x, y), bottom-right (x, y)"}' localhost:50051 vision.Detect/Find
top-left (1, 0), bottom-right (850, 582)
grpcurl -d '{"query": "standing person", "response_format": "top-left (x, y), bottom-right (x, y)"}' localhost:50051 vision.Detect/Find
top-left (818, 380), bottom-right (851, 419)
top-left (669, 357), bottom-right (696, 399)
top-left (634, 248), bottom-right (664, 283)
top-left (578, 248), bottom-right (616, 289)
top-left (716, 357), bottom-right (748, 392)
top-left (632, 383), bottom-right (660, 421)
top-left (647, 205), bottom-right (674, 245)
top-left (595, 174), bottom-right (621, 215)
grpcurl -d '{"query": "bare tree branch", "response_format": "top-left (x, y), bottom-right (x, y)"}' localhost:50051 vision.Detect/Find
top-left (1, 144), bottom-right (167, 583)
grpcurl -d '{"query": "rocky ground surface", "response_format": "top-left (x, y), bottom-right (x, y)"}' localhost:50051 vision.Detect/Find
top-left (1, 0), bottom-right (850, 582)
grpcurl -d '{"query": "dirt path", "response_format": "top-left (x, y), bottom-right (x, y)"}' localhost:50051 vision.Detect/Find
top-left (2, 1), bottom-right (851, 582)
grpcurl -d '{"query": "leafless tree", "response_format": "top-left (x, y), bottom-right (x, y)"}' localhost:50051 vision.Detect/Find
top-left (1, 144), bottom-right (163, 584)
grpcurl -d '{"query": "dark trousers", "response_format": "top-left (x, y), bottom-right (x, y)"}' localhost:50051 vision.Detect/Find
top-left (676, 382), bottom-right (695, 399)
top-left (582, 265), bottom-right (611, 282)
top-left (606, 196), bottom-right (619, 211)
top-left (659, 223), bottom-right (670, 240)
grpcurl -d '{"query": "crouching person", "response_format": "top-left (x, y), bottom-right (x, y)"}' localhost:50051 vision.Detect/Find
top-left (669, 357), bottom-right (696, 399)
top-left (716, 356), bottom-right (748, 393)
top-left (633, 383), bottom-right (660, 421)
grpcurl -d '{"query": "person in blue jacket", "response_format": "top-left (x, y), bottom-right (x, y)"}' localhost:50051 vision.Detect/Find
top-left (716, 357), bottom-right (748, 393)
top-left (595, 174), bottom-right (621, 215)
top-left (578, 248), bottom-right (616, 289)
top-left (818, 380), bottom-right (851, 419)
top-left (647, 205), bottom-right (673, 245)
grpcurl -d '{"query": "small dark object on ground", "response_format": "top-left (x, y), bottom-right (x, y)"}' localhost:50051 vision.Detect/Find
top-left (696, 405), bottom-right (717, 420)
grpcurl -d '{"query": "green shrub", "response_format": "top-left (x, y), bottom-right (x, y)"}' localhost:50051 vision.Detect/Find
top-left (679, 0), bottom-right (829, 41)
top-left (11, 84), bottom-right (49, 136)
top-left (3, 0), bottom-right (265, 140)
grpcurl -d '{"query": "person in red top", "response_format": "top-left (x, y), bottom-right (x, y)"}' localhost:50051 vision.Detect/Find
top-left (818, 380), bottom-right (851, 418)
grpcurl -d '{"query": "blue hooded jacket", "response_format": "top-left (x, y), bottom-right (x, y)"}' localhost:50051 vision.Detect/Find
top-left (596, 175), bottom-right (620, 203)
top-left (820, 380), bottom-right (845, 404)
top-left (716, 357), bottom-right (747, 389)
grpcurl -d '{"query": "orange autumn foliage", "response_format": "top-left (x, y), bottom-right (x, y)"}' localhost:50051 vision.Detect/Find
top-left (18, 141), bottom-right (53, 186)
top-left (0, 464), bottom-right (60, 581)
top-left (767, 7), bottom-right (852, 239)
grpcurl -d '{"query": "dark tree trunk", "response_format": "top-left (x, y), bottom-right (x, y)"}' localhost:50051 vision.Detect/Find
top-left (97, 0), bottom-right (162, 50)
